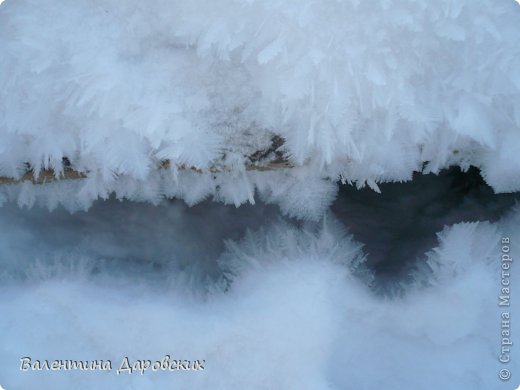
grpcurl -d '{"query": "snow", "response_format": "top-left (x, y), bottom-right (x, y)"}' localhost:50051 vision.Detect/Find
top-left (0, 197), bottom-right (518, 389)
top-left (0, 0), bottom-right (520, 216)
top-left (0, 1), bottom-right (519, 388)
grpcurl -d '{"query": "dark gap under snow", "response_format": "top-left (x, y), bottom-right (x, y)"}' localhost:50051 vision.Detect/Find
top-left (1, 166), bottom-right (516, 291)
top-left (332, 166), bottom-right (519, 287)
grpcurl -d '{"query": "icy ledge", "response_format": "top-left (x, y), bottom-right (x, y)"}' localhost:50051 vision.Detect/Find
top-left (1, 0), bottom-right (520, 217)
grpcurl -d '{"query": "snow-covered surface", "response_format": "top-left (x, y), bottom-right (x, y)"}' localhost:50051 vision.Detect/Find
top-left (0, 198), bottom-right (518, 389)
top-left (1, 1), bottom-right (520, 388)
top-left (1, 0), bottom-right (520, 215)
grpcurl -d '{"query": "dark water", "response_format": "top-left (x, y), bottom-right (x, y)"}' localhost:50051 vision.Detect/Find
top-left (331, 166), bottom-right (519, 287)
top-left (1, 166), bottom-right (517, 292)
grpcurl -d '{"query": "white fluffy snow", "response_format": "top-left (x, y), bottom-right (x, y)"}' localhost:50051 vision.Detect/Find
top-left (1, 1), bottom-right (520, 388)
top-left (1, 0), bottom-right (520, 215)
top-left (0, 198), bottom-right (518, 389)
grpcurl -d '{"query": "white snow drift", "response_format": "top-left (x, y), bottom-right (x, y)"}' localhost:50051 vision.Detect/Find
top-left (0, 199), bottom-right (518, 389)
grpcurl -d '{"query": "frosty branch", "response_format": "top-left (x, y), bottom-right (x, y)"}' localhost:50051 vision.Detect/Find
top-left (0, 136), bottom-right (293, 186)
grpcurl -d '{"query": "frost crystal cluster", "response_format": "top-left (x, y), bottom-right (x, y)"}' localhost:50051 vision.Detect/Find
top-left (1, 0), bottom-right (519, 217)
top-left (1, 1), bottom-right (520, 389)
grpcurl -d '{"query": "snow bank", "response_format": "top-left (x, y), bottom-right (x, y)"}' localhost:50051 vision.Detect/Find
top-left (1, 1), bottom-right (519, 387)
top-left (0, 199), bottom-right (518, 389)
top-left (1, 0), bottom-right (520, 217)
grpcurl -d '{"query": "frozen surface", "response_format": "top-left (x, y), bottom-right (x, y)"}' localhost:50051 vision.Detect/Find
top-left (1, 0), bottom-right (520, 388)
top-left (1, 0), bottom-right (520, 217)
top-left (0, 192), bottom-right (519, 389)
